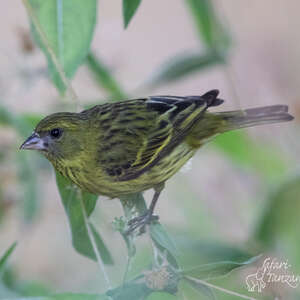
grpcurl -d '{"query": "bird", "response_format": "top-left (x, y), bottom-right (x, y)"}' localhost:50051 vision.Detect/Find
top-left (20, 90), bottom-right (294, 233)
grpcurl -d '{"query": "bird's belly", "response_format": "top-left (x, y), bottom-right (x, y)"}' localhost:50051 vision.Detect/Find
top-left (77, 143), bottom-right (195, 197)
top-left (141, 143), bottom-right (195, 187)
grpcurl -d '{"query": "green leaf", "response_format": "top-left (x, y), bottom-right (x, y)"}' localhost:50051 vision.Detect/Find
top-left (2, 267), bottom-right (51, 297)
top-left (122, 0), bottom-right (142, 28)
top-left (182, 255), bottom-right (260, 279)
top-left (0, 242), bottom-right (17, 272)
top-left (52, 295), bottom-right (108, 300)
top-left (55, 172), bottom-right (113, 264)
top-left (21, 113), bottom-right (43, 128)
top-left (86, 53), bottom-right (127, 100)
top-left (0, 105), bottom-right (42, 137)
top-left (149, 223), bottom-right (179, 269)
top-left (0, 281), bottom-right (20, 299)
top-left (17, 151), bottom-right (42, 223)
top-left (9, 293), bottom-right (108, 300)
top-left (254, 175), bottom-right (300, 249)
top-left (172, 235), bottom-right (254, 270)
top-left (28, 0), bottom-right (97, 92)
top-left (107, 282), bottom-right (152, 300)
top-left (0, 105), bottom-right (40, 223)
top-left (120, 192), bottom-right (148, 218)
top-left (178, 279), bottom-right (215, 300)
top-left (0, 105), bottom-right (14, 126)
top-left (0, 105), bottom-right (32, 137)
top-left (144, 51), bottom-right (224, 89)
top-left (185, 0), bottom-right (230, 49)
top-left (212, 131), bottom-right (288, 180)
top-left (150, 223), bottom-right (178, 258)
top-left (146, 292), bottom-right (178, 300)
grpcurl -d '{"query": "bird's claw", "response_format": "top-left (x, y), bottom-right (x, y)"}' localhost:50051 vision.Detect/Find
top-left (125, 212), bottom-right (159, 235)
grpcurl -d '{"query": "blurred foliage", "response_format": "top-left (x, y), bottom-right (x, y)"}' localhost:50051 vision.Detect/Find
top-left (0, 243), bottom-right (17, 272)
top-left (185, 0), bottom-right (230, 50)
top-left (182, 255), bottom-right (260, 279)
top-left (0, 105), bottom-right (41, 223)
top-left (173, 237), bottom-right (253, 268)
top-left (144, 0), bottom-right (230, 89)
top-left (253, 175), bottom-right (300, 270)
top-left (28, 0), bottom-right (97, 92)
top-left (178, 279), bottom-right (216, 300)
top-left (0, 0), bottom-right (297, 299)
top-left (2, 267), bottom-right (51, 298)
top-left (150, 223), bottom-right (178, 259)
top-left (146, 293), bottom-right (177, 300)
top-left (17, 153), bottom-right (39, 222)
top-left (145, 51), bottom-right (224, 89)
top-left (14, 294), bottom-right (109, 300)
top-left (122, 0), bottom-right (142, 29)
top-left (212, 131), bottom-right (289, 180)
top-left (86, 53), bottom-right (127, 100)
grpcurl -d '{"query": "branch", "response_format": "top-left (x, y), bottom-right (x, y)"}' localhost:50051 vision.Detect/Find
top-left (185, 276), bottom-right (257, 300)
top-left (80, 196), bottom-right (112, 289)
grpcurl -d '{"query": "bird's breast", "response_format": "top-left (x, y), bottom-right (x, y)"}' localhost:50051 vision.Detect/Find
top-left (52, 142), bottom-right (196, 198)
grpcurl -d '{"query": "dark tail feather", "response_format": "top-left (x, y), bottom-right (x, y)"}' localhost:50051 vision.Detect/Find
top-left (200, 89), bottom-right (224, 107)
top-left (216, 105), bottom-right (294, 132)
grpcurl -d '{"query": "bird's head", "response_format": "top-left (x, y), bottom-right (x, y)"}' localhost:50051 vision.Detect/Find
top-left (20, 112), bottom-right (88, 163)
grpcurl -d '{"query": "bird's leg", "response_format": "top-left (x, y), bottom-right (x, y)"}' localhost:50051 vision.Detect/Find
top-left (126, 184), bottom-right (164, 235)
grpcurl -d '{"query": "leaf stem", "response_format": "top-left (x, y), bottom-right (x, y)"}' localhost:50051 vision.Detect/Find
top-left (79, 196), bottom-right (112, 289)
top-left (22, 0), bottom-right (79, 107)
top-left (149, 230), bottom-right (160, 267)
top-left (86, 53), bottom-right (127, 100)
top-left (185, 276), bottom-right (257, 300)
top-left (119, 197), bottom-right (136, 284)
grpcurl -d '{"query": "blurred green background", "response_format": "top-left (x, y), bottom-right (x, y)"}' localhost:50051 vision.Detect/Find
top-left (0, 0), bottom-right (299, 299)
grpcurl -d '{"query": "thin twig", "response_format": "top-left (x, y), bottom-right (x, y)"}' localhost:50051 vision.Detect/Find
top-left (119, 199), bottom-right (135, 284)
top-left (185, 276), bottom-right (257, 300)
top-left (22, 0), bottom-right (79, 108)
top-left (148, 229), bottom-right (160, 267)
top-left (79, 196), bottom-right (112, 289)
top-left (122, 254), bottom-right (133, 284)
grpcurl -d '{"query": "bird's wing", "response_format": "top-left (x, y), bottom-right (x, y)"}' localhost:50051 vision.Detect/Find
top-left (94, 90), bottom-right (223, 181)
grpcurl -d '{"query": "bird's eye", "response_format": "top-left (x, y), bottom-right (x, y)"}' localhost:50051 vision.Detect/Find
top-left (49, 128), bottom-right (63, 139)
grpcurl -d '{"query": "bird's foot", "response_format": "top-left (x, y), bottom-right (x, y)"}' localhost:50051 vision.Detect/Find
top-left (125, 211), bottom-right (159, 235)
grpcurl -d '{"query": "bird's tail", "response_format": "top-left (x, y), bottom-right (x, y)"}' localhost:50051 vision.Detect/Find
top-left (188, 104), bottom-right (293, 148)
top-left (216, 105), bottom-right (294, 132)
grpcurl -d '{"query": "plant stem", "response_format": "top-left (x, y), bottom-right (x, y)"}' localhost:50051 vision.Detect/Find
top-left (86, 53), bottom-right (127, 100)
top-left (119, 197), bottom-right (136, 284)
top-left (79, 196), bottom-right (112, 289)
top-left (149, 231), bottom-right (160, 267)
top-left (185, 276), bottom-right (257, 300)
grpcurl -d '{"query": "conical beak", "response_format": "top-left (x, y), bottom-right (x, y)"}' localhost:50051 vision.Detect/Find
top-left (20, 132), bottom-right (46, 151)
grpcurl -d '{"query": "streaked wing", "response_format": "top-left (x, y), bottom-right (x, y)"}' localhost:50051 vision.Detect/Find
top-left (88, 90), bottom-right (222, 181)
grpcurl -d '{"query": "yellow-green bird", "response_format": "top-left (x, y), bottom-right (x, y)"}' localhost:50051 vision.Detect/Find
top-left (20, 90), bottom-right (293, 233)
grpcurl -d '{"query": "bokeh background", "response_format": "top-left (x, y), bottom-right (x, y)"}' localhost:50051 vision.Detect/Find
top-left (0, 0), bottom-right (299, 299)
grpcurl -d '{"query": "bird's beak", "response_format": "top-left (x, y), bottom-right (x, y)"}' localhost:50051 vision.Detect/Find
top-left (20, 132), bottom-right (46, 151)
